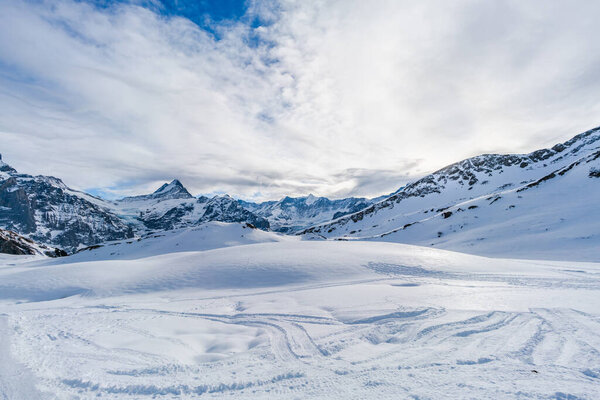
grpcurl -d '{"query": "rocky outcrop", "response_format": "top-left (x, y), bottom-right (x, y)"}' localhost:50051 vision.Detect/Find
top-left (0, 228), bottom-right (67, 257)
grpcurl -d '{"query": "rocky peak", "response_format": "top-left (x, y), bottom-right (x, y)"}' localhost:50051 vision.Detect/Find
top-left (152, 179), bottom-right (193, 198)
top-left (120, 179), bottom-right (193, 202)
top-left (0, 155), bottom-right (17, 175)
top-left (0, 228), bottom-right (67, 257)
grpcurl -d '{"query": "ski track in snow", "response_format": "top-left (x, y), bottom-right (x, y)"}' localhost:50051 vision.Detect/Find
top-left (0, 241), bottom-right (599, 399)
top-left (0, 315), bottom-right (45, 400)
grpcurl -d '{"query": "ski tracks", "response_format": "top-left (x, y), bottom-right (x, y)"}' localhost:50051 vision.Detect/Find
top-left (4, 304), bottom-right (600, 398)
top-left (0, 315), bottom-right (45, 400)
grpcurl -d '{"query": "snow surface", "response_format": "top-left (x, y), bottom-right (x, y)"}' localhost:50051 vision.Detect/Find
top-left (1, 224), bottom-right (599, 399)
top-left (70, 222), bottom-right (296, 262)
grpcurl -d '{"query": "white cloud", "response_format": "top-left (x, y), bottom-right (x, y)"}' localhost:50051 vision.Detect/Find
top-left (1, 0), bottom-right (599, 200)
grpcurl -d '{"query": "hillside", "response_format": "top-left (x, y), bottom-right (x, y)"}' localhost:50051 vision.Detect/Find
top-left (302, 127), bottom-right (600, 261)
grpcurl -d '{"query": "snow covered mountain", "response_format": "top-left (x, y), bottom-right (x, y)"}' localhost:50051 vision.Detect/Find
top-left (2, 125), bottom-right (599, 258)
top-left (240, 194), bottom-right (373, 233)
top-left (0, 159), bottom-right (269, 253)
top-left (0, 156), bottom-right (134, 252)
top-left (302, 126), bottom-right (600, 261)
top-left (111, 182), bottom-right (270, 232)
top-left (120, 179), bottom-right (193, 202)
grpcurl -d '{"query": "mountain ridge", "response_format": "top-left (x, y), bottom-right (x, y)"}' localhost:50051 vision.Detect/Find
top-left (1, 125), bottom-right (599, 259)
top-left (300, 126), bottom-right (600, 261)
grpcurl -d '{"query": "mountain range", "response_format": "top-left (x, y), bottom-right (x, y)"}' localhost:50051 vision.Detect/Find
top-left (0, 125), bottom-right (599, 260)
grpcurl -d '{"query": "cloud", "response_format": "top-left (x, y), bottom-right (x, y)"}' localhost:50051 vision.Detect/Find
top-left (0, 0), bottom-right (599, 200)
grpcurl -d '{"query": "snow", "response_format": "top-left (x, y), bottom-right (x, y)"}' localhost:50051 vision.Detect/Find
top-left (1, 129), bottom-right (599, 398)
top-left (70, 222), bottom-right (296, 262)
top-left (304, 193), bottom-right (318, 206)
top-left (0, 226), bottom-right (599, 399)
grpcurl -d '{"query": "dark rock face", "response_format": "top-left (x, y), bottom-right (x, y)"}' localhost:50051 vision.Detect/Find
top-left (0, 228), bottom-right (67, 256)
top-left (0, 164), bottom-right (134, 252)
top-left (0, 177), bottom-right (37, 233)
top-left (0, 231), bottom-right (35, 255)
top-left (46, 248), bottom-right (68, 257)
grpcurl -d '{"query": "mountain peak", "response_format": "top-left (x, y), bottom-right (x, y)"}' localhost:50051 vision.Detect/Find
top-left (305, 193), bottom-right (318, 205)
top-left (154, 179), bottom-right (184, 193)
top-left (120, 179), bottom-right (193, 202)
top-left (0, 154), bottom-right (17, 175)
top-left (152, 179), bottom-right (192, 198)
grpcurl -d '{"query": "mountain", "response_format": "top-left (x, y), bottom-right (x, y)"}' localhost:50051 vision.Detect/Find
top-left (301, 126), bottom-right (600, 261)
top-left (200, 195), bottom-right (270, 229)
top-left (0, 157), bottom-right (134, 252)
top-left (112, 185), bottom-right (270, 232)
top-left (120, 179), bottom-right (193, 202)
top-left (2, 125), bottom-right (598, 259)
top-left (0, 159), bottom-right (269, 253)
top-left (240, 194), bottom-right (373, 233)
top-left (0, 228), bottom-right (67, 257)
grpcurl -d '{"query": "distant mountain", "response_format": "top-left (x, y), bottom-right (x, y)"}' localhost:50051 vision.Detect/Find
top-left (111, 186), bottom-right (270, 232)
top-left (120, 179), bottom-right (193, 202)
top-left (2, 125), bottom-right (599, 259)
top-left (240, 194), bottom-right (373, 233)
top-left (0, 158), bottom-right (269, 253)
top-left (301, 126), bottom-right (600, 261)
top-left (200, 195), bottom-right (270, 229)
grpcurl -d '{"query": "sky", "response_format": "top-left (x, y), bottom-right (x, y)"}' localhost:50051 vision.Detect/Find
top-left (1, 0), bottom-right (600, 201)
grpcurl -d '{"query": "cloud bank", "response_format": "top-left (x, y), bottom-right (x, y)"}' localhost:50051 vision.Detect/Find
top-left (1, 0), bottom-right (599, 200)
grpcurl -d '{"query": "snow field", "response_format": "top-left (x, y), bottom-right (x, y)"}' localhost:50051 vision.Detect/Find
top-left (0, 239), bottom-right (599, 399)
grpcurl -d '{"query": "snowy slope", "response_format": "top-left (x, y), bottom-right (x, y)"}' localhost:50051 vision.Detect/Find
top-left (71, 222), bottom-right (296, 262)
top-left (0, 240), bottom-right (599, 399)
top-left (302, 126), bottom-right (600, 261)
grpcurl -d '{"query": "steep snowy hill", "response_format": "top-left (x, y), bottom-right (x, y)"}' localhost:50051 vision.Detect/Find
top-left (240, 194), bottom-right (373, 233)
top-left (0, 157), bottom-right (134, 252)
top-left (302, 126), bottom-right (600, 261)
